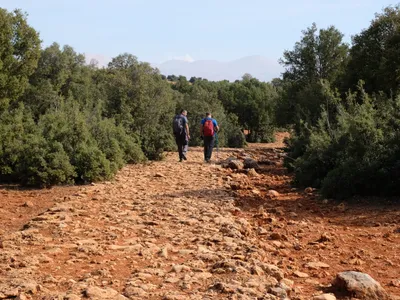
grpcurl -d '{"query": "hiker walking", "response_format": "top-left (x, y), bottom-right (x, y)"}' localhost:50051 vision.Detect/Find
top-left (172, 110), bottom-right (190, 162)
top-left (200, 112), bottom-right (219, 163)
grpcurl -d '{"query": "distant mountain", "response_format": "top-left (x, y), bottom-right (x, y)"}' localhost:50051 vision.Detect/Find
top-left (85, 54), bottom-right (283, 82)
top-left (153, 55), bottom-right (283, 82)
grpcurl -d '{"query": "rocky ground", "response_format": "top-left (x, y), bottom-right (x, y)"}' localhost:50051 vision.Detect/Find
top-left (0, 133), bottom-right (399, 299)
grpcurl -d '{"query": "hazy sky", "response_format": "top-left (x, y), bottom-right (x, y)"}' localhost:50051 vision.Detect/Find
top-left (1, 0), bottom-right (396, 64)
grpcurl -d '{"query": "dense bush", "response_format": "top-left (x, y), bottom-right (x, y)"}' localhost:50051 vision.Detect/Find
top-left (224, 114), bottom-right (247, 148)
top-left (217, 76), bottom-right (278, 143)
top-left (0, 103), bottom-right (146, 186)
top-left (286, 87), bottom-right (400, 199)
top-left (320, 95), bottom-right (400, 198)
top-left (279, 6), bottom-right (400, 200)
top-left (0, 106), bottom-right (76, 186)
top-left (16, 138), bottom-right (76, 187)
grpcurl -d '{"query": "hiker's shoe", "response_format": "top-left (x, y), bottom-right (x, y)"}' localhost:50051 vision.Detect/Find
top-left (179, 158), bottom-right (183, 162)
top-left (182, 155), bottom-right (187, 161)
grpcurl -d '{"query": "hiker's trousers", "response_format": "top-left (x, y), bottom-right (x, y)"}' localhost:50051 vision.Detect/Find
top-left (175, 133), bottom-right (188, 159)
top-left (203, 136), bottom-right (215, 161)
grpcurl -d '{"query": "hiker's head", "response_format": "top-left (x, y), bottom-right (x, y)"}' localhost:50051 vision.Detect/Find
top-left (206, 112), bottom-right (211, 118)
top-left (180, 110), bottom-right (187, 116)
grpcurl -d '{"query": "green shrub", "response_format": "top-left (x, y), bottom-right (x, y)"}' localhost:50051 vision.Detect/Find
top-left (16, 138), bottom-right (75, 187)
top-left (288, 89), bottom-right (400, 200)
top-left (0, 106), bottom-right (76, 186)
top-left (224, 114), bottom-right (246, 148)
top-left (74, 143), bottom-right (112, 183)
top-left (91, 118), bottom-right (145, 171)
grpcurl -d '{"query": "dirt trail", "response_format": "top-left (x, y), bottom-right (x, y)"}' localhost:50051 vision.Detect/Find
top-left (0, 134), bottom-right (399, 299)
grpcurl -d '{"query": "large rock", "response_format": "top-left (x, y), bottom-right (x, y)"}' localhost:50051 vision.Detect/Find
top-left (124, 286), bottom-right (148, 298)
top-left (85, 286), bottom-right (128, 299)
top-left (228, 159), bottom-right (244, 170)
top-left (0, 279), bottom-right (39, 297)
top-left (243, 158), bottom-right (260, 170)
top-left (262, 264), bottom-right (284, 281)
top-left (333, 271), bottom-right (390, 300)
top-left (305, 261), bottom-right (330, 269)
top-left (268, 287), bottom-right (287, 298)
top-left (313, 294), bottom-right (336, 300)
top-left (247, 168), bottom-right (259, 177)
top-left (293, 270), bottom-right (309, 278)
top-left (258, 156), bottom-right (276, 165)
top-left (267, 190), bottom-right (280, 197)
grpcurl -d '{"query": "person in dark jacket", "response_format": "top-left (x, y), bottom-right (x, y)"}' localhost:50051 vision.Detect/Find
top-left (172, 110), bottom-right (190, 162)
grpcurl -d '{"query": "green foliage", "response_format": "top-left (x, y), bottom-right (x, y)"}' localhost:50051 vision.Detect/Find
top-left (167, 75), bottom-right (178, 82)
top-left (0, 9), bottom-right (41, 111)
top-left (0, 105), bottom-right (75, 186)
top-left (91, 118), bottom-right (144, 165)
top-left (218, 76), bottom-right (278, 142)
top-left (38, 104), bottom-right (145, 184)
top-left (278, 6), bottom-right (400, 200)
top-left (287, 86), bottom-right (400, 199)
top-left (0, 99), bottom-right (145, 186)
top-left (0, 7), bottom-right (276, 188)
top-left (320, 95), bottom-right (400, 199)
top-left (278, 23), bottom-right (348, 129)
top-left (280, 23), bottom-right (349, 85)
top-left (104, 57), bottom-right (177, 159)
top-left (346, 5), bottom-right (400, 95)
top-left (73, 144), bottom-right (112, 183)
top-left (224, 114), bottom-right (247, 148)
top-left (16, 138), bottom-right (76, 187)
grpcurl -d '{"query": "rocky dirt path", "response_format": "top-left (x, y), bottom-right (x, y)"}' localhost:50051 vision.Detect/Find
top-left (0, 135), bottom-right (399, 299)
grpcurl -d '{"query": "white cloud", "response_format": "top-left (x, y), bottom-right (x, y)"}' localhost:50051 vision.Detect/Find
top-left (171, 54), bottom-right (195, 62)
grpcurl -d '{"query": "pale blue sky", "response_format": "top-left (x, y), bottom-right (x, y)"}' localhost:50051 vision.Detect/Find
top-left (1, 0), bottom-right (397, 65)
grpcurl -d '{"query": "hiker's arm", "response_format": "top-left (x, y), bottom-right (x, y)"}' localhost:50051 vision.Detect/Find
top-left (213, 119), bottom-right (219, 133)
top-left (186, 123), bottom-right (190, 138)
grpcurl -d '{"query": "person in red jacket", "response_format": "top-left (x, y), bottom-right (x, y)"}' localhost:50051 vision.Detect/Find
top-left (200, 112), bottom-right (219, 163)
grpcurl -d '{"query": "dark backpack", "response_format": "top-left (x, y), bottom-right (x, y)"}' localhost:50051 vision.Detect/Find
top-left (173, 115), bottom-right (184, 135)
top-left (203, 119), bottom-right (214, 137)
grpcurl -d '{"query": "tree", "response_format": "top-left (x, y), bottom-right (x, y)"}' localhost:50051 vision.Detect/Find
top-left (22, 43), bottom-right (92, 117)
top-left (104, 56), bottom-right (176, 159)
top-left (108, 53), bottom-right (138, 70)
top-left (346, 5), bottom-right (400, 95)
top-left (280, 23), bottom-right (349, 85)
top-left (242, 73), bottom-right (253, 81)
top-left (271, 78), bottom-right (284, 89)
top-left (172, 76), bottom-right (191, 94)
top-left (218, 77), bottom-right (277, 142)
top-left (167, 75), bottom-right (178, 82)
top-left (278, 24), bottom-right (348, 129)
top-left (0, 9), bottom-right (41, 110)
